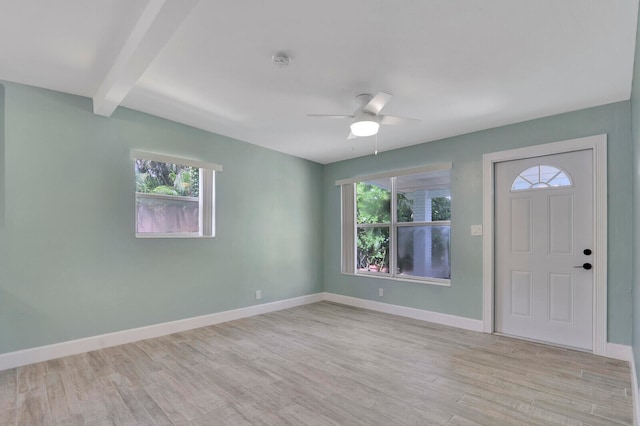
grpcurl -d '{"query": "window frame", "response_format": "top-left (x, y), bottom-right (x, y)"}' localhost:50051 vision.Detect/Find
top-left (338, 163), bottom-right (452, 287)
top-left (510, 164), bottom-right (573, 192)
top-left (132, 150), bottom-right (222, 239)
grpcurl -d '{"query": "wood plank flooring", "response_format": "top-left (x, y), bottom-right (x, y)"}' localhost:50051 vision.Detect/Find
top-left (0, 301), bottom-right (633, 425)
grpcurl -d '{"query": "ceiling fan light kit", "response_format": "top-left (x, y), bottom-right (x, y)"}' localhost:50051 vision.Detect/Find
top-left (350, 119), bottom-right (380, 137)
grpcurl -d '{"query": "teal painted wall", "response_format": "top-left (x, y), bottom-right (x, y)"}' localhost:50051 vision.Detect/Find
top-left (631, 3), bottom-right (640, 382)
top-left (0, 84), bottom-right (4, 227)
top-left (324, 101), bottom-right (633, 344)
top-left (0, 82), bottom-right (324, 354)
top-left (0, 80), bottom-right (635, 354)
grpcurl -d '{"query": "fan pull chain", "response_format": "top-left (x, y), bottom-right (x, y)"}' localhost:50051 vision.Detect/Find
top-left (374, 133), bottom-right (378, 155)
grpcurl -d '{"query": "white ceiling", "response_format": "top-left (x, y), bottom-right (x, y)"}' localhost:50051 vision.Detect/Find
top-left (1, 0), bottom-right (638, 164)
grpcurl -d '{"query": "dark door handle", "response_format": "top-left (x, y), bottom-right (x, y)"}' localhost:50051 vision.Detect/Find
top-left (574, 263), bottom-right (592, 270)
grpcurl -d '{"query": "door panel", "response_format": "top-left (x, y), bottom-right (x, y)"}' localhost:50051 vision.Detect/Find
top-left (549, 195), bottom-right (573, 254)
top-left (549, 273), bottom-right (573, 323)
top-left (495, 150), bottom-right (593, 350)
top-left (510, 271), bottom-right (532, 317)
top-left (510, 197), bottom-right (532, 253)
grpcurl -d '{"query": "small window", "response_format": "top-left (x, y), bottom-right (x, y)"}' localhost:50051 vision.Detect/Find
top-left (133, 151), bottom-right (222, 238)
top-left (511, 165), bottom-right (572, 191)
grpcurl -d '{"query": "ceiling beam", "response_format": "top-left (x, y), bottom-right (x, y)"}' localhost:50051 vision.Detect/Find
top-left (92, 0), bottom-right (198, 117)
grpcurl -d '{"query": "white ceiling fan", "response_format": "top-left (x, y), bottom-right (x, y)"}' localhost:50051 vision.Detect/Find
top-left (308, 92), bottom-right (419, 140)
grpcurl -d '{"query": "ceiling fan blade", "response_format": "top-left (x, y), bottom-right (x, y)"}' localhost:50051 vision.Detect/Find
top-left (347, 131), bottom-right (357, 140)
top-left (307, 114), bottom-right (353, 119)
top-left (380, 115), bottom-right (420, 126)
top-left (363, 92), bottom-right (392, 115)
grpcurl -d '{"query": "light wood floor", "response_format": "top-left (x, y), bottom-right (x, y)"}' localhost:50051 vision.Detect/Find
top-left (0, 302), bottom-right (633, 425)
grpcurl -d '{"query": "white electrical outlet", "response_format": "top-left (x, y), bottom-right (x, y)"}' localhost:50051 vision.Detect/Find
top-left (256, 290), bottom-right (262, 300)
top-left (379, 288), bottom-right (384, 297)
top-left (470, 225), bottom-right (483, 236)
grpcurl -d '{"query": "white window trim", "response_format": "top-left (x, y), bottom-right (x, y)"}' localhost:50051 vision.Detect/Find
top-left (338, 163), bottom-right (452, 286)
top-left (131, 150), bottom-right (223, 172)
top-left (132, 151), bottom-right (221, 239)
top-left (336, 163), bottom-right (451, 186)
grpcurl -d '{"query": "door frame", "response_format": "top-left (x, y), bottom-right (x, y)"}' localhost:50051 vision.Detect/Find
top-left (482, 134), bottom-right (607, 355)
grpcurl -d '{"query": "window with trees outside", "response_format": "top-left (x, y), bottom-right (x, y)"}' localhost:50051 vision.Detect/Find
top-left (133, 151), bottom-right (222, 238)
top-left (339, 164), bottom-right (451, 285)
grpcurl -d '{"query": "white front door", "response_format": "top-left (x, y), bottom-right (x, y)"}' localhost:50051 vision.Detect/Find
top-left (495, 150), bottom-right (594, 350)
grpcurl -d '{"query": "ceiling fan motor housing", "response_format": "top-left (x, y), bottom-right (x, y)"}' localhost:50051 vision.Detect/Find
top-left (355, 93), bottom-right (374, 106)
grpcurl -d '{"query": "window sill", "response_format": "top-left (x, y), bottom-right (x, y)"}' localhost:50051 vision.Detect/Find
top-left (343, 271), bottom-right (451, 287)
top-left (135, 233), bottom-right (215, 239)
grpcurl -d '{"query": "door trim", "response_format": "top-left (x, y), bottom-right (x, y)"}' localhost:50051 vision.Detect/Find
top-left (482, 134), bottom-right (607, 356)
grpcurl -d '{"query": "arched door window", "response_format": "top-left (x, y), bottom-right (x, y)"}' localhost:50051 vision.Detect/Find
top-left (511, 165), bottom-right (572, 191)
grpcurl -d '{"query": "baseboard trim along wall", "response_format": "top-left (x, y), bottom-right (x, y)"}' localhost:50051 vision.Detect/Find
top-left (323, 292), bottom-right (485, 332)
top-left (0, 293), bottom-right (324, 371)
top-left (0, 292), bottom-right (633, 375)
top-left (630, 348), bottom-right (640, 426)
top-left (606, 342), bottom-right (634, 361)
top-left (633, 356), bottom-right (640, 426)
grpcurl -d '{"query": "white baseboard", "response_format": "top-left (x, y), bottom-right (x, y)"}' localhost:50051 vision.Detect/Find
top-left (604, 343), bottom-right (637, 425)
top-left (0, 292), bottom-right (489, 371)
top-left (0, 293), bottom-right (324, 371)
top-left (0, 291), bottom-right (630, 377)
top-left (630, 350), bottom-right (639, 426)
top-left (606, 342), bottom-right (634, 361)
top-left (322, 292), bottom-right (484, 332)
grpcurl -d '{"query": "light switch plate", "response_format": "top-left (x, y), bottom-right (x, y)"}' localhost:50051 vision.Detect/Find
top-left (471, 225), bottom-right (483, 236)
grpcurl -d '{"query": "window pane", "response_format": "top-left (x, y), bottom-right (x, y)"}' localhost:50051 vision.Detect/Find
top-left (539, 165), bottom-right (560, 182)
top-left (136, 194), bottom-right (200, 234)
top-left (135, 159), bottom-right (199, 197)
top-left (397, 225), bottom-right (450, 279)
top-left (397, 171), bottom-right (451, 222)
top-left (512, 176), bottom-right (530, 190)
top-left (357, 227), bottom-right (390, 273)
top-left (549, 173), bottom-right (571, 187)
top-left (511, 165), bottom-right (572, 191)
top-left (520, 166), bottom-right (541, 183)
top-left (430, 196), bottom-right (451, 221)
top-left (357, 180), bottom-right (391, 224)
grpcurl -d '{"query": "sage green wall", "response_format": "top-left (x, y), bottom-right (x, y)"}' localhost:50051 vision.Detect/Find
top-left (0, 82), bottom-right (324, 354)
top-left (0, 84), bottom-right (4, 227)
top-left (0, 81), bottom-right (634, 355)
top-left (324, 101), bottom-right (633, 345)
top-left (630, 3), bottom-right (640, 381)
